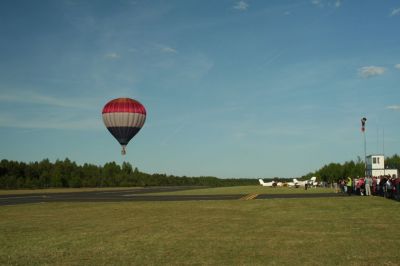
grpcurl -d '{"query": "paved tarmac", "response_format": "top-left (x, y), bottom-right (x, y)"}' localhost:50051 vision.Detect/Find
top-left (0, 187), bottom-right (345, 206)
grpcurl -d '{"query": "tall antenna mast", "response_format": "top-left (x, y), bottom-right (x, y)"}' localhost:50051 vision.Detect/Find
top-left (383, 127), bottom-right (385, 176)
top-left (376, 127), bottom-right (379, 155)
top-left (383, 127), bottom-right (385, 156)
top-left (361, 117), bottom-right (367, 177)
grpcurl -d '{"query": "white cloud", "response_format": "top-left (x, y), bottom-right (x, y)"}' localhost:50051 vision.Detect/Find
top-left (358, 66), bottom-right (386, 78)
top-left (0, 90), bottom-right (96, 109)
top-left (162, 47), bottom-right (177, 53)
top-left (159, 45), bottom-right (177, 54)
top-left (234, 1), bottom-right (249, 11)
top-left (0, 113), bottom-right (101, 130)
top-left (0, 90), bottom-right (103, 130)
top-left (311, 0), bottom-right (341, 8)
top-left (311, 0), bottom-right (322, 7)
top-left (104, 52), bottom-right (120, 59)
top-left (390, 7), bottom-right (400, 17)
top-left (151, 43), bottom-right (178, 54)
top-left (395, 64), bottom-right (400, 70)
top-left (386, 105), bottom-right (400, 110)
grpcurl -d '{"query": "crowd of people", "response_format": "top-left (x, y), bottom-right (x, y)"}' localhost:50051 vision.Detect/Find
top-left (336, 175), bottom-right (400, 201)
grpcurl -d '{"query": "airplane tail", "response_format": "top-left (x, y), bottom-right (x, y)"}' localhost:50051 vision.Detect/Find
top-left (259, 179), bottom-right (265, 185)
top-left (310, 176), bottom-right (318, 187)
top-left (293, 178), bottom-right (299, 183)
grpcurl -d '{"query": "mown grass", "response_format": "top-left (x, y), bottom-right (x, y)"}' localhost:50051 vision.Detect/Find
top-left (0, 185), bottom-right (334, 196)
top-left (149, 185), bottom-right (335, 195)
top-left (1, 197), bottom-right (399, 265)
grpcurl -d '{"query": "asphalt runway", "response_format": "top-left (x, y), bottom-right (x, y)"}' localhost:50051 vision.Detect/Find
top-left (0, 187), bottom-right (345, 206)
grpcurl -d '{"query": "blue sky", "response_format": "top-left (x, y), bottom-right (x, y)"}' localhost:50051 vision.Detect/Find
top-left (1, 0), bottom-right (399, 178)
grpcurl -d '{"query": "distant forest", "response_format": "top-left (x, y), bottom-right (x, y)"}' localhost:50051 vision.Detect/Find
top-left (1, 155), bottom-right (400, 189)
top-left (0, 159), bottom-right (256, 189)
top-left (302, 154), bottom-right (400, 183)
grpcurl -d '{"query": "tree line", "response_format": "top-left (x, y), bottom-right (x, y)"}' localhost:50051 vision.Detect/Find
top-left (301, 154), bottom-right (400, 183)
top-left (1, 155), bottom-right (399, 189)
top-left (0, 158), bottom-right (257, 189)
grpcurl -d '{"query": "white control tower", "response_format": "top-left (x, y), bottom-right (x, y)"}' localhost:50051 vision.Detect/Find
top-left (366, 155), bottom-right (398, 178)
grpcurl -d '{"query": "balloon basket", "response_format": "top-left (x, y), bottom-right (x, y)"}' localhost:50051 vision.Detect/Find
top-left (121, 146), bottom-right (126, 155)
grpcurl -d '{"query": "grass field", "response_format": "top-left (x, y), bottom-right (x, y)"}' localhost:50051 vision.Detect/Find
top-left (1, 190), bottom-right (399, 265)
top-left (149, 185), bottom-right (335, 195)
top-left (0, 185), bottom-right (335, 196)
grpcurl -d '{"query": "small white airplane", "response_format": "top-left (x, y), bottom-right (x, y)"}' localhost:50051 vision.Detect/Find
top-left (309, 177), bottom-right (318, 187)
top-left (286, 181), bottom-right (297, 187)
top-left (293, 176), bottom-right (317, 187)
top-left (258, 179), bottom-right (276, 187)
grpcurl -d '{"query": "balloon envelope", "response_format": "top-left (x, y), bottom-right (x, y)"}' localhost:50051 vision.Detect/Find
top-left (102, 98), bottom-right (146, 154)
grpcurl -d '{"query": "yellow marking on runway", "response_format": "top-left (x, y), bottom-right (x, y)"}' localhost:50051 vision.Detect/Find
top-left (240, 193), bottom-right (259, 200)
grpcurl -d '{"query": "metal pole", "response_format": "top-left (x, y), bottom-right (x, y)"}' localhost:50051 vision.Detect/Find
top-left (364, 130), bottom-right (367, 177)
top-left (361, 117), bottom-right (367, 177)
top-left (383, 128), bottom-right (385, 176)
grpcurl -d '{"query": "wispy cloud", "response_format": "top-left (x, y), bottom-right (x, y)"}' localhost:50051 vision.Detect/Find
top-left (311, 0), bottom-right (326, 8)
top-left (358, 66), bottom-right (386, 78)
top-left (311, 0), bottom-right (342, 8)
top-left (0, 90), bottom-right (96, 109)
top-left (162, 47), bottom-right (177, 54)
top-left (390, 7), bottom-right (400, 17)
top-left (179, 54), bottom-right (214, 79)
top-left (156, 44), bottom-right (178, 54)
top-left (104, 52), bottom-right (120, 59)
top-left (311, 0), bottom-right (321, 6)
top-left (386, 105), bottom-right (400, 110)
top-left (0, 113), bottom-right (101, 130)
top-left (395, 64), bottom-right (400, 70)
top-left (234, 1), bottom-right (249, 11)
top-left (0, 90), bottom-right (103, 130)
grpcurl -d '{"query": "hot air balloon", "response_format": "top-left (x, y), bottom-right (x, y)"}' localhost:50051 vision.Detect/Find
top-left (102, 98), bottom-right (146, 155)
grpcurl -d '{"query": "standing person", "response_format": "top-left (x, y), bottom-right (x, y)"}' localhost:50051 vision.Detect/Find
top-left (355, 178), bottom-right (361, 195)
top-left (365, 176), bottom-right (372, 196)
top-left (380, 176), bottom-right (387, 197)
top-left (395, 176), bottom-right (400, 201)
top-left (347, 176), bottom-right (353, 196)
top-left (341, 179), bottom-right (346, 193)
top-left (385, 177), bottom-right (392, 198)
top-left (372, 176), bottom-right (377, 195)
top-left (359, 178), bottom-right (365, 196)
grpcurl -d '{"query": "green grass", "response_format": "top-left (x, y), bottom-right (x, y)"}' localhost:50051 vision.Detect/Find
top-left (1, 197), bottom-right (399, 265)
top-left (149, 185), bottom-right (335, 195)
top-left (0, 185), bottom-right (335, 196)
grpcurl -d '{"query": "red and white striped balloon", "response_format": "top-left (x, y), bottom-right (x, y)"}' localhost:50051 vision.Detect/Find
top-left (102, 98), bottom-right (146, 155)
